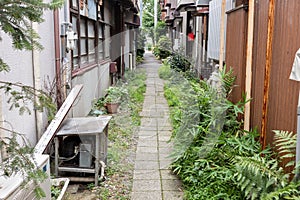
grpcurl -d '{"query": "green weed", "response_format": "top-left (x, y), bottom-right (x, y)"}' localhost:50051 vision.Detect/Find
top-left (161, 63), bottom-right (300, 199)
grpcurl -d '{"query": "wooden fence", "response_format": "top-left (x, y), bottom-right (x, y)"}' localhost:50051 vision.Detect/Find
top-left (225, 0), bottom-right (300, 149)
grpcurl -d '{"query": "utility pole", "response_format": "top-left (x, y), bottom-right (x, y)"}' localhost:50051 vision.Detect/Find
top-left (154, 0), bottom-right (158, 44)
top-left (140, 0), bottom-right (143, 27)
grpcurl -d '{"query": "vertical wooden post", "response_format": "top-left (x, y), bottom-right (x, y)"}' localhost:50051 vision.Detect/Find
top-left (244, 0), bottom-right (255, 131)
top-left (261, 0), bottom-right (275, 149)
top-left (219, 0), bottom-right (226, 69)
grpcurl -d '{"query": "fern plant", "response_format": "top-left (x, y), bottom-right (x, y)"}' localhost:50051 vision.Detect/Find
top-left (219, 65), bottom-right (236, 95)
top-left (273, 130), bottom-right (297, 168)
top-left (234, 130), bottom-right (300, 200)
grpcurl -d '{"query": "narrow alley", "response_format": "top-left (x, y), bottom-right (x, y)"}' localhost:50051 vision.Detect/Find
top-left (131, 53), bottom-right (183, 200)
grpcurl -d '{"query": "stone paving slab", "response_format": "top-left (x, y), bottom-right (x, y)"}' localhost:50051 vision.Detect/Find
top-left (140, 126), bottom-right (157, 131)
top-left (138, 135), bottom-right (157, 140)
top-left (163, 191), bottom-right (184, 200)
top-left (131, 192), bottom-right (162, 200)
top-left (158, 135), bottom-right (172, 142)
top-left (132, 180), bottom-right (161, 191)
top-left (137, 139), bottom-right (158, 147)
top-left (159, 160), bottom-right (172, 170)
top-left (159, 140), bottom-right (173, 147)
top-left (162, 180), bottom-right (182, 191)
top-left (159, 153), bottom-right (172, 161)
top-left (160, 170), bottom-right (179, 180)
top-left (138, 131), bottom-right (157, 137)
top-left (133, 170), bottom-right (160, 180)
top-left (158, 131), bottom-right (172, 137)
top-left (135, 153), bottom-right (158, 161)
top-left (131, 53), bottom-right (182, 200)
top-left (159, 147), bottom-right (173, 154)
top-left (136, 146), bottom-right (158, 154)
top-left (134, 161), bottom-right (159, 170)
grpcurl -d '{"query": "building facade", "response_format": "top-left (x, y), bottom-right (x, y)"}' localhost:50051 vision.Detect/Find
top-left (0, 0), bottom-right (139, 147)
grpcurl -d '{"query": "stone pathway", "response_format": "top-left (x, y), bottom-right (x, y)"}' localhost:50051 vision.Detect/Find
top-left (131, 53), bottom-right (183, 200)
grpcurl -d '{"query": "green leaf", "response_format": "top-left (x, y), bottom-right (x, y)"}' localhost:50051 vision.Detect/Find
top-left (34, 186), bottom-right (46, 199)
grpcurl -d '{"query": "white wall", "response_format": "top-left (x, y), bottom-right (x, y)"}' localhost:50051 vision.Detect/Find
top-left (0, 8), bottom-right (56, 146)
top-left (71, 62), bottom-right (110, 117)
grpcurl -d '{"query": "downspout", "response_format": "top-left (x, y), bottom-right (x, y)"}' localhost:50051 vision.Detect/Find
top-left (244, 0), bottom-right (255, 131)
top-left (61, 0), bottom-right (71, 99)
top-left (54, 9), bottom-right (63, 108)
top-left (31, 22), bottom-right (43, 141)
top-left (261, 0), bottom-right (275, 149)
top-left (121, 6), bottom-right (125, 78)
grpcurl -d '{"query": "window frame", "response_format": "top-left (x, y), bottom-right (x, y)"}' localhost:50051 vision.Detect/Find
top-left (69, 0), bottom-right (106, 73)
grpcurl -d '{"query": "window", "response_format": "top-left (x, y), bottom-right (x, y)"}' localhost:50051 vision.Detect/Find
top-left (71, 0), bottom-right (78, 10)
top-left (70, 0), bottom-right (105, 71)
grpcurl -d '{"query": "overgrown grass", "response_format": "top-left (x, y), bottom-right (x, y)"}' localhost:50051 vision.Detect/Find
top-left (160, 64), bottom-right (300, 199)
top-left (158, 62), bottom-right (173, 80)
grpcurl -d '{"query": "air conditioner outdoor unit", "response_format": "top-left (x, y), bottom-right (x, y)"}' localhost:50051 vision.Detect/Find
top-left (0, 154), bottom-right (51, 200)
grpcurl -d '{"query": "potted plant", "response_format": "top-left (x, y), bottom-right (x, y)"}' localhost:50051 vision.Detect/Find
top-left (104, 86), bottom-right (127, 114)
top-left (51, 178), bottom-right (70, 200)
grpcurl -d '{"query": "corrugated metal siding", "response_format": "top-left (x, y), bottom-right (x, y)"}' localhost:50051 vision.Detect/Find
top-left (250, 0), bottom-right (269, 133)
top-left (207, 0), bottom-right (234, 61)
top-left (265, 0), bottom-right (300, 145)
top-left (225, 6), bottom-right (248, 104)
top-left (251, 0), bottom-right (300, 147)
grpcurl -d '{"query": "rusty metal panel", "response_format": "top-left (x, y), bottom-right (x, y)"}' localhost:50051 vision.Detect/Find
top-left (225, 6), bottom-right (248, 104)
top-left (250, 0), bottom-right (269, 133)
top-left (265, 0), bottom-right (300, 146)
top-left (251, 0), bottom-right (300, 149)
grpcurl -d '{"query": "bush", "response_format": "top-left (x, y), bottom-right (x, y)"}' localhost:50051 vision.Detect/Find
top-left (153, 36), bottom-right (172, 59)
top-left (146, 43), bottom-right (152, 51)
top-left (136, 29), bottom-right (146, 58)
top-left (154, 21), bottom-right (167, 43)
top-left (168, 51), bottom-right (191, 72)
top-left (136, 55), bottom-right (144, 65)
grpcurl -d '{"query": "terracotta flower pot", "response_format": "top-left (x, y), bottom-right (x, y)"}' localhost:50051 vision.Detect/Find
top-left (106, 103), bottom-right (119, 114)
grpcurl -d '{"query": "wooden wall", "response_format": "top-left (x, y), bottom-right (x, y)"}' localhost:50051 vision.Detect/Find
top-left (226, 0), bottom-right (300, 149)
top-left (225, 5), bottom-right (248, 103)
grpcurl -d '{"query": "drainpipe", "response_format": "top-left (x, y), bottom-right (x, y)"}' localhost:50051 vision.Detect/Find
top-left (31, 22), bottom-right (43, 141)
top-left (54, 9), bottom-right (63, 108)
top-left (61, 0), bottom-right (71, 99)
top-left (121, 6), bottom-right (125, 78)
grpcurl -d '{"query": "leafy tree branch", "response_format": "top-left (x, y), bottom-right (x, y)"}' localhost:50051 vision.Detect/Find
top-left (0, 0), bottom-right (63, 72)
top-left (0, 80), bottom-right (57, 121)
